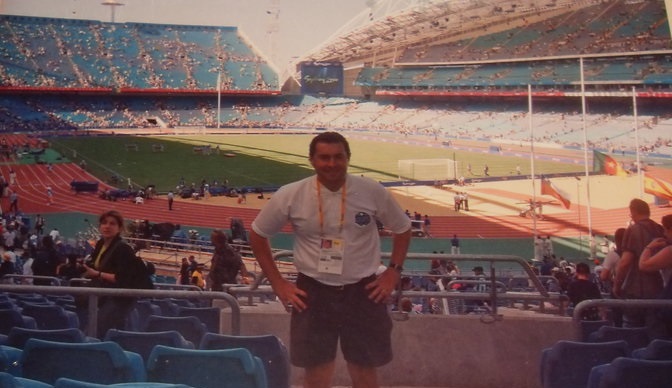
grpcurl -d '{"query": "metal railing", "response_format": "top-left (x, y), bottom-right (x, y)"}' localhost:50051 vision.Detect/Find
top-left (572, 299), bottom-right (672, 340)
top-left (242, 251), bottom-right (568, 317)
top-left (0, 283), bottom-right (241, 338)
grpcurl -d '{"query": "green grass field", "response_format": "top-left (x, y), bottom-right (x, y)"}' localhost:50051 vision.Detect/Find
top-left (48, 134), bottom-right (584, 192)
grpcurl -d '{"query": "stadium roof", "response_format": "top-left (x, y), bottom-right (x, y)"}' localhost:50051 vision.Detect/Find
top-left (296, 0), bottom-right (659, 67)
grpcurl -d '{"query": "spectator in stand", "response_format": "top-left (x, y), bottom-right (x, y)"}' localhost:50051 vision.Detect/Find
top-left (208, 229), bottom-right (250, 291)
top-left (613, 199), bottom-right (665, 328)
top-left (31, 235), bottom-right (63, 285)
top-left (639, 214), bottom-right (672, 282)
top-left (567, 262), bottom-right (603, 320)
top-left (178, 257), bottom-right (190, 285)
top-left (0, 252), bottom-right (16, 282)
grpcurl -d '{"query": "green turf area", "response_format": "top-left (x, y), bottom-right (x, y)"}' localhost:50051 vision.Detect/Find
top-left (47, 134), bottom-right (585, 192)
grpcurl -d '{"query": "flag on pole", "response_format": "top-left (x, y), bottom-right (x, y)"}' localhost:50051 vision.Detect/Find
top-left (593, 150), bottom-right (629, 176)
top-left (643, 173), bottom-right (672, 201)
top-left (541, 178), bottom-right (571, 209)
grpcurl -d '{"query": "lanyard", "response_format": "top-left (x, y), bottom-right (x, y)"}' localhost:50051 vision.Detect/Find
top-left (316, 178), bottom-right (347, 236)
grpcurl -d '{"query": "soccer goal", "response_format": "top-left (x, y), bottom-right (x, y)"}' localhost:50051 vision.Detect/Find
top-left (397, 159), bottom-right (458, 181)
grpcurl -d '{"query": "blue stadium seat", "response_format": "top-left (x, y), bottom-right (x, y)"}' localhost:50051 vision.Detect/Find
top-left (130, 300), bottom-right (161, 331)
top-left (146, 345), bottom-right (267, 388)
top-left (149, 299), bottom-right (179, 316)
top-left (0, 308), bottom-right (38, 335)
top-left (1, 345), bottom-right (23, 376)
top-left (4, 327), bottom-right (99, 349)
top-left (578, 320), bottom-right (611, 342)
top-left (631, 339), bottom-right (672, 360)
top-left (587, 325), bottom-right (652, 353)
top-left (20, 303), bottom-right (80, 330)
top-left (103, 329), bottom-right (194, 363)
top-left (19, 339), bottom-right (146, 385)
top-left (540, 340), bottom-right (629, 388)
top-left (199, 333), bottom-right (290, 388)
top-left (587, 357), bottom-right (672, 388)
top-left (175, 306), bottom-right (221, 333)
top-left (0, 372), bottom-right (53, 388)
top-left (144, 315), bottom-right (207, 345)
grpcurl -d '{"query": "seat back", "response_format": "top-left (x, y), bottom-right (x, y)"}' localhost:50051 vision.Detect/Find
top-left (147, 345), bottom-right (267, 388)
top-left (104, 329), bottom-right (194, 363)
top-left (199, 333), bottom-right (290, 388)
top-left (145, 315), bottom-right (207, 345)
top-left (175, 306), bottom-right (221, 333)
top-left (20, 338), bottom-right (145, 385)
top-left (0, 372), bottom-right (53, 388)
top-left (540, 340), bottom-right (629, 388)
top-left (0, 308), bottom-right (37, 334)
top-left (578, 320), bottom-right (611, 342)
top-left (631, 338), bottom-right (672, 360)
top-left (6, 327), bottom-right (96, 349)
top-left (587, 325), bottom-right (651, 352)
top-left (149, 299), bottom-right (179, 316)
top-left (131, 300), bottom-right (162, 331)
top-left (597, 357), bottom-right (672, 388)
top-left (20, 303), bottom-right (80, 330)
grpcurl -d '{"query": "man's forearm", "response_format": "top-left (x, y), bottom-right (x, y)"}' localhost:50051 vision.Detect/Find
top-left (389, 228), bottom-right (412, 266)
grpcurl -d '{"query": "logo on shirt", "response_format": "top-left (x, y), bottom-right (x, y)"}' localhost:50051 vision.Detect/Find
top-left (354, 212), bottom-right (371, 226)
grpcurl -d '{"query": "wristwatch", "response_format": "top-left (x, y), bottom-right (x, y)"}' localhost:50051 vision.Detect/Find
top-left (388, 263), bottom-right (404, 273)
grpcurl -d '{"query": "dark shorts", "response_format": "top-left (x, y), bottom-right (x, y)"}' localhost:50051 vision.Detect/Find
top-left (290, 273), bottom-right (393, 368)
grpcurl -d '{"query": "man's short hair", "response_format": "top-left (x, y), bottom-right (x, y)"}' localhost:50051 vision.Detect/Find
top-left (309, 131), bottom-right (351, 159)
top-left (629, 198), bottom-right (650, 218)
top-left (575, 262), bottom-right (590, 275)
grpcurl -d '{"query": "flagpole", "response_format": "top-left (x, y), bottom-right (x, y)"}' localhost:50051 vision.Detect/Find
top-left (580, 57), bottom-right (594, 258)
top-left (217, 72), bottom-right (222, 130)
top-left (632, 86), bottom-right (643, 197)
top-left (528, 84), bottom-right (538, 256)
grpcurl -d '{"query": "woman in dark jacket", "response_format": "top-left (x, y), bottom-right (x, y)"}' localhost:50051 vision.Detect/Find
top-left (82, 210), bottom-right (150, 337)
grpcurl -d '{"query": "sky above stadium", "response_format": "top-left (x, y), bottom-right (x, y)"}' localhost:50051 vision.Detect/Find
top-left (1, 0), bottom-right (371, 71)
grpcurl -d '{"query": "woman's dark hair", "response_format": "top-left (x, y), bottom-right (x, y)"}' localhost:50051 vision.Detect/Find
top-left (99, 210), bottom-right (125, 233)
top-left (309, 131), bottom-right (351, 159)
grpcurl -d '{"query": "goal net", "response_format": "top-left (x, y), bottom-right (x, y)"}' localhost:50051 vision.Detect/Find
top-left (397, 159), bottom-right (458, 181)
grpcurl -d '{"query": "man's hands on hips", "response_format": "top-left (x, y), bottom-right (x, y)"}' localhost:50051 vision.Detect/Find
top-left (366, 268), bottom-right (401, 303)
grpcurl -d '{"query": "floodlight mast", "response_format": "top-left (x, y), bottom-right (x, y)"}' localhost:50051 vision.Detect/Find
top-left (101, 0), bottom-right (124, 23)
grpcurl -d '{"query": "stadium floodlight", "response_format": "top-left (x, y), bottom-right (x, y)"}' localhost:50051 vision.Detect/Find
top-left (101, 0), bottom-right (124, 23)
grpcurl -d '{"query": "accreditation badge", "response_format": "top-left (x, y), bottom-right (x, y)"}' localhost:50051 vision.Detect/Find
top-left (317, 236), bottom-right (344, 275)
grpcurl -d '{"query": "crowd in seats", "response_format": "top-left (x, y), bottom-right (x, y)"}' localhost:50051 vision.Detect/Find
top-left (0, 15), bottom-right (279, 91)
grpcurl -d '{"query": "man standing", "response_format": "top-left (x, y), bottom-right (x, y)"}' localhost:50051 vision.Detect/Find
top-left (249, 132), bottom-right (411, 388)
top-left (167, 190), bottom-right (174, 211)
top-left (613, 198), bottom-right (664, 327)
top-left (451, 234), bottom-right (460, 255)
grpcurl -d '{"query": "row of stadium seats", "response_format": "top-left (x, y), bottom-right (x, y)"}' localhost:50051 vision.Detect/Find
top-left (356, 56), bottom-right (672, 88)
top-left (0, 15), bottom-right (278, 91)
top-left (540, 323), bottom-right (672, 388)
top-left (1, 334), bottom-right (288, 387)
